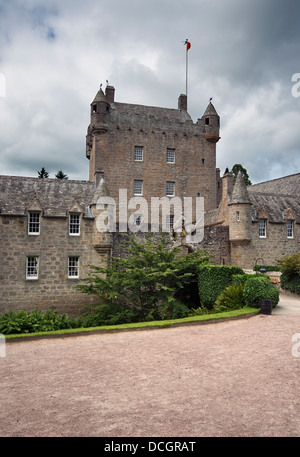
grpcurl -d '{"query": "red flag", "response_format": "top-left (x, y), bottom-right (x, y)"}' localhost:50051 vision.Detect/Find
top-left (186, 41), bottom-right (191, 51)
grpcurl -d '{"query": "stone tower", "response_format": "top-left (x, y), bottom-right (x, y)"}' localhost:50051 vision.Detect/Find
top-left (228, 171), bottom-right (252, 266)
top-left (86, 84), bottom-right (221, 227)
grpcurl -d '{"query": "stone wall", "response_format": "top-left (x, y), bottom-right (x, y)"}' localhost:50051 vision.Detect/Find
top-left (0, 214), bottom-right (102, 316)
top-left (230, 221), bottom-right (300, 269)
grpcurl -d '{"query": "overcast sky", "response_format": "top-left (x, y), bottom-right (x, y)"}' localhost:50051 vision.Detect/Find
top-left (0, 0), bottom-right (300, 184)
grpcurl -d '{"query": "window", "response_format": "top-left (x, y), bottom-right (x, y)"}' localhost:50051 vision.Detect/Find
top-left (28, 212), bottom-right (40, 235)
top-left (26, 256), bottom-right (39, 279)
top-left (259, 219), bottom-right (266, 238)
top-left (69, 214), bottom-right (80, 235)
top-left (166, 149), bottom-right (175, 163)
top-left (205, 117), bottom-right (210, 125)
top-left (236, 211), bottom-right (240, 222)
top-left (68, 257), bottom-right (79, 278)
top-left (166, 181), bottom-right (175, 197)
top-left (166, 215), bottom-right (174, 230)
top-left (134, 180), bottom-right (143, 195)
top-left (92, 104), bottom-right (97, 113)
top-left (287, 220), bottom-right (294, 238)
top-left (134, 146), bottom-right (143, 161)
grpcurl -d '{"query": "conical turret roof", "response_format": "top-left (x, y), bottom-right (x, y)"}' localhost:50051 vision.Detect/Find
top-left (92, 88), bottom-right (108, 104)
top-left (203, 102), bottom-right (219, 117)
top-left (229, 171), bottom-right (251, 205)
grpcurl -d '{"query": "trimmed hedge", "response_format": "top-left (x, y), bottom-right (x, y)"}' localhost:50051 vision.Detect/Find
top-left (198, 265), bottom-right (244, 308)
top-left (243, 276), bottom-right (279, 308)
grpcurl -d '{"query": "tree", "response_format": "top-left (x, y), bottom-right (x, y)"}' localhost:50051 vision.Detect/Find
top-left (77, 233), bottom-right (211, 323)
top-left (37, 167), bottom-right (49, 178)
top-left (231, 164), bottom-right (252, 186)
top-left (55, 170), bottom-right (68, 180)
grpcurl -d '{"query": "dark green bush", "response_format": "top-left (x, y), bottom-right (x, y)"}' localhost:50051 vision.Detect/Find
top-left (243, 276), bottom-right (279, 308)
top-left (214, 284), bottom-right (245, 312)
top-left (198, 265), bottom-right (244, 308)
top-left (0, 310), bottom-right (75, 335)
top-left (280, 272), bottom-right (300, 295)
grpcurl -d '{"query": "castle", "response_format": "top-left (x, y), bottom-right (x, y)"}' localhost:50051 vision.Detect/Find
top-left (0, 85), bottom-right (299, 315)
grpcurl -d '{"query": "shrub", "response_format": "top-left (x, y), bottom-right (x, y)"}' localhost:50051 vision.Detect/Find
top-left (198, 265), bottom-right (244, 308)
top-left (0, 310), bottom-right (75, 335)
top-left (243, 276), bottom-right (279, 308)
top-left (214, 284), bottom-right (245, 312)
top-left (277, 252), bottom-right (300, 276)
top-left (280, 272), bottom-right (300, 295)
top-left (78, 233), bottom-right (211, 322)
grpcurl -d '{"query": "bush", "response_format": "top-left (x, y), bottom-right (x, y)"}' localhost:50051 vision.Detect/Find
top-left (198, 265), bottom-right (244, 308)
top-left (0, 310), bottom-right (75, 335)
top-left (78, 233), bottom-right (211, 322)
top-left (280, 272), bottom-right (300, 295)
top-left (214, 284), bottom-right (245, 312)
top-left (277, 252), bottom-right (300, 276)
top-left (243, 276), bottom-right (279, 308)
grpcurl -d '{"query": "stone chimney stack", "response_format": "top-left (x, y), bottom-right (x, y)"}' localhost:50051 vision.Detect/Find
top-left (178, 94), bottom-right (187, 111)
top-left (105, 85), bottom-right (115, 103)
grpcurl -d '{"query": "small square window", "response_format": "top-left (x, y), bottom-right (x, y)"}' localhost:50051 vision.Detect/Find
top-left (26, 256), bottom-right (39, 279)
top-left (69, 214), bottom-right (80, 235)
top-left (134, 180), bottom-right (143, 195)
top-left (166, 181), bottom-right (175, 197)
top-left (134, 146), bottom-right (143, 161)
top-left (166, 149), bottom-right (175, 163)
top-left (28, 212), bottom-right (40, 235)
top-left (68, 257), bottom-right (79, 278)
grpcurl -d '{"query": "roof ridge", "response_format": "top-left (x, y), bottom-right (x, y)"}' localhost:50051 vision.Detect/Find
top-left (250, 172), bottom-right (300, 187)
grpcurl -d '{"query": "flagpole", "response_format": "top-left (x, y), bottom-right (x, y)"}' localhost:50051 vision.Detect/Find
top-left (186, 45), bottom-right (188, 97)
top-left (183, 39), bottom-right (191, 100)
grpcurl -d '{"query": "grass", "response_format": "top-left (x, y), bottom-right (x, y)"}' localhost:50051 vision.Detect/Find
top-left (5, 307), bottom-right (259, 341)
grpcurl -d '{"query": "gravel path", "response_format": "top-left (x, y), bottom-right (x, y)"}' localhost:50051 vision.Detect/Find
top-left (1, 309), bottom-right (300, 437)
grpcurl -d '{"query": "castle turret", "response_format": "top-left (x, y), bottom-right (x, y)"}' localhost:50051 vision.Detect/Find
top-left (90, 87), bottom-right (111, 126)
top-left (228, 171), bottom-right (252, 242)
top-left (202, 102), bottom-right (220, 143)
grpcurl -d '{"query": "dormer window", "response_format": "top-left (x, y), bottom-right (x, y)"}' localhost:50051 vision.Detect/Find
top-left (205, 117), bottom-right (210, 125)
top-left (92, 104), bottom-right (97, 114)
top-left (28, 212), bottom-right (40, 235)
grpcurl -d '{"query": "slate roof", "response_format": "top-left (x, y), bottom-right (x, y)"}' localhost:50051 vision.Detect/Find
top-left (0, 175), bottom-right (96, 217)
top-left (110, 101), bottom-right (193, 125)
top-left (248, 173), bottom-right (300, 223)
top-left (248, 173), bottom-right (300, 196)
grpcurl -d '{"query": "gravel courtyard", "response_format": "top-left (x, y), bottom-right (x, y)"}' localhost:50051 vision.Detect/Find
top-left (1, 307), bottom-right (300, 437)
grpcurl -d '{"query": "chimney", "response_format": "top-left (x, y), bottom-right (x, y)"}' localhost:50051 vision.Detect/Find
top-left (105, 85), bottom-right (115, 103)
top-left (178, 94), bottom-right (187, 111)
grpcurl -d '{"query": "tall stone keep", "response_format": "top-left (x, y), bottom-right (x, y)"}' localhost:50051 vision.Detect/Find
top-left (86, 85), bottom-right (221, 224)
